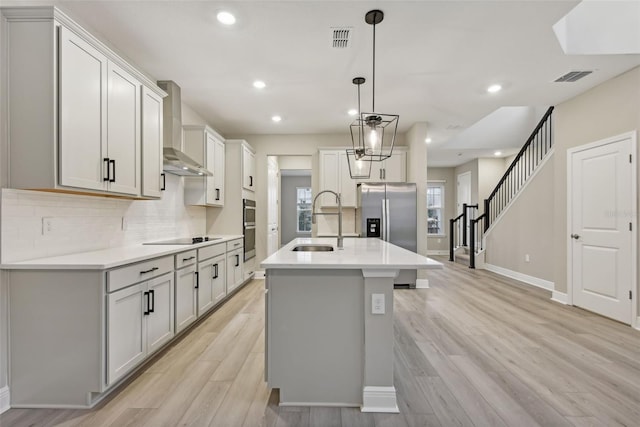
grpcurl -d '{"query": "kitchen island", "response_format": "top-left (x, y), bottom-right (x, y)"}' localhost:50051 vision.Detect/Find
top-left (261, 237), bottom-right (442, 413)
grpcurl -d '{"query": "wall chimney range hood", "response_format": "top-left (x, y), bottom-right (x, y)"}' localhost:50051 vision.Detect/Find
top-left (157, 80), bottom-right (212, 176)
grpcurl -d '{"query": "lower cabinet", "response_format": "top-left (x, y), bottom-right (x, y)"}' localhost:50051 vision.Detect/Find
top-left (226, 247), bottom-right (244, 293)
top-left (198, 253), bottom-right (227, 313)
top-left (175, 264), bottom-right (198, 333)
top-left (107, 272), bottom-right (174, 385)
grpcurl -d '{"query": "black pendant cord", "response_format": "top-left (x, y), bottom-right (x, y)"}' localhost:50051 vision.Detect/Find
top-left (372, 18), bottom-right (376, 113)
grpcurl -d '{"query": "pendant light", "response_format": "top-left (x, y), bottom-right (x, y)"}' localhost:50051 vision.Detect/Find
top-left (346, 77), bottom-right (372, 179)
top-left (349, 9), bottom-right (399, 163)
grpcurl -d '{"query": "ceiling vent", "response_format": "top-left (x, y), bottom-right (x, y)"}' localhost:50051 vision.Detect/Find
top-left (331, 27), bottom-right (352, 48)
top-left (554, 71), bottom-right (593, 82)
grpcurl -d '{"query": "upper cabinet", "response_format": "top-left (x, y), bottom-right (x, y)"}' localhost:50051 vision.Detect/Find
top-left (318, 150), bottom-right (356, 208)
top-left (183, 125), bottom-right (225, 207)
top-left (242, 145), bottom-right (256, 192)
top-left (2, 7), bottom-right (166, 198)
top-left (361, 150), bottom-right (407, 183)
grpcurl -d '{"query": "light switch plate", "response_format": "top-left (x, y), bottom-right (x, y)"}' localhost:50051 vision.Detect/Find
top-left (372, 293), bottom-right (385, 315)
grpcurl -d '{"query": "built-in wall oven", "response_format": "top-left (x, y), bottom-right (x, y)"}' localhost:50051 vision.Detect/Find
top-left (243, 199), bottom-right (256, 261)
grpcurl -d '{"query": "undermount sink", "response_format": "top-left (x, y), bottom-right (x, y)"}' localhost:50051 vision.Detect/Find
top-left (291, 244), bottom-right (334, 252)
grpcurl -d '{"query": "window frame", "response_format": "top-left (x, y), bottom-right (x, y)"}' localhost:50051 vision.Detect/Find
top-left (296, 187), bottom-right (313, 234)
top-left (427, 182), bottom-right (446, 237)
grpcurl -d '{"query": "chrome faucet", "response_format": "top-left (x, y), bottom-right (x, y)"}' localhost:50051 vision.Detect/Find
top-left (311, 190), bottom-right (343, 249)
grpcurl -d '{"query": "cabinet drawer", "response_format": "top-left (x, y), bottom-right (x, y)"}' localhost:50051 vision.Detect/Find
top-left (107, 256), bottom-right (173, 292)
top-left (175, 250), bottom-right (197, 269)
top-left (227, 238), bottom-right (243, 252)
top-left (198, 242), bottom-right (226, 261)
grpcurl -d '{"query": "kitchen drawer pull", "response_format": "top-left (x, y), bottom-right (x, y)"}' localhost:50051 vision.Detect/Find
top-left (195, 271), bottom-right (199, 289)
top-left (103, 158), bottom-right (110, 182)
top-left (109, 159), bottom-right (116, 183)
top-left (143, 291), bottom-right (150, 316)
top-left (235, 254), bottom-right (240, 267)
top-left (149, 289), bottom-right (155, 313)
top-left (182, 256), bottom-right (195, 262)
top-left (161, 173), bottom-right (166, 191)
top-left (249, 176), bottom-right (253, 187)
top-left (140, 267), bottom-right (159, 274)
top-left (213, 263), bottom-right (219, 279)
top-left (216, 188), bottom-right (220, 200)
top-left (234, 242), bottom-right (241, 247)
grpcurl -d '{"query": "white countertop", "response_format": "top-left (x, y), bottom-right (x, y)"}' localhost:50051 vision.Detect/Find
top-left (261, 238), bottom-right (443, 270)
top-left (0, 235), bottom-right (243, 270)
top-left (316, 233), bottom-right (360, 237)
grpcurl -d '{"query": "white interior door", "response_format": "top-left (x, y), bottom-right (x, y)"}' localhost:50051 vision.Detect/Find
top-left (267, 156), bottom-right (280, 256)
top-left (457, 172), bottom-right (472, 244)
top-left (570, 134), bottom-right (635, 324)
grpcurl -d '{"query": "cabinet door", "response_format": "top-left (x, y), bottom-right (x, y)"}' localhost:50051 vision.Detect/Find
top-left (319, 151), bottom-right (340, 207)
top-left (106, 61), bottom-right (141, 195)
top-left (339, 152), bottom-right (356, 207)
top-left (197, 260), bottom-right (215, 315)
top-left (243, 146), bottom-right (256, 191)
top-left (141, 86), bottom-right (163, 198)
top-left (107, 283), bottom-right (146, 385)
top-left (205, 133), bottom-right (217, 204)
top-left (175, 266), bottom-right (198, 333)
top-left (59, 26), bottom-right (107, 191)
top-left (209, 254), bottom-right (227, 305)
top-left (226, 249), bottom-right (244, 293)
top-left (382, 152), bottom-right (406, 182)
top-left (213, 139), bottom-right (225, 206)
top-left (146, 273), bottom-right (175, 355)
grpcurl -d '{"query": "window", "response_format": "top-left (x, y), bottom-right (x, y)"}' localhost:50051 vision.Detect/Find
top-left (296, 187), bottom-right (312, 233)
top-left (427, 183), bottom-right (445, 235)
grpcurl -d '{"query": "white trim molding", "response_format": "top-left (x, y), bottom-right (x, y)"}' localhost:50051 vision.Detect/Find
top-left (415, 279), bottom-right (430, 289)
top-left (551, 291), bottom-right (569, 305)
top-left (427, 250), bottom-right (449, 256)
top-left (0, 386), bottom-right (9, 414)
top-left (361, 386), bottom-right (399, 413)
top-left (484, 264), bottom-right (554, 291)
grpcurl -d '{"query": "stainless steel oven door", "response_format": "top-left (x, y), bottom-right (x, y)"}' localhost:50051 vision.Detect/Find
top-left (244, 225), bottom-right (256, 261)
top-left (244, 199), bottom-right (256, 226)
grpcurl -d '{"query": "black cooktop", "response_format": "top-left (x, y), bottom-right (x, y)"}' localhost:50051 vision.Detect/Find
top-left (143, 236), bottom-right (222, 245)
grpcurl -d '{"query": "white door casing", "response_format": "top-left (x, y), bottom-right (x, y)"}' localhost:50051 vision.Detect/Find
top-left (568, 132), bottom-right (637, 326)
top-left (267, 156), bottom-right (279, 256)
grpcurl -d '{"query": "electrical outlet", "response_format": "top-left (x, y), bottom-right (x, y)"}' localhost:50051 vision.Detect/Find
top-left (372, 293), bottom-right (385, 315)
top-left (42, 217), bottom-right (53, 235)
top-left (525, 254), bottom-right (530, 262)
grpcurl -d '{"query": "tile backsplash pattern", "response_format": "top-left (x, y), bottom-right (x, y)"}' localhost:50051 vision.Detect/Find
top-left (1, 174), bottom-right (206, 263)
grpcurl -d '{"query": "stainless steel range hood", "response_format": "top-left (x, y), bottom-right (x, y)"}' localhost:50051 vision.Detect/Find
top-left (157, 80), bottom-right (212, 176)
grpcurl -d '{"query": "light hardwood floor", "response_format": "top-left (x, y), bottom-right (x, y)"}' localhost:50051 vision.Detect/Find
top-left (2, 258), bottom-right (640, 426)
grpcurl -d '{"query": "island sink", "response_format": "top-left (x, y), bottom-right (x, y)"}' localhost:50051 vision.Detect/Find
top-left (291, 244), bottom-right (334, 252)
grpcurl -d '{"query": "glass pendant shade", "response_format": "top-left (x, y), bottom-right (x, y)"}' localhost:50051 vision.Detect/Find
top-left (346, 148), bottom-right (372, 179)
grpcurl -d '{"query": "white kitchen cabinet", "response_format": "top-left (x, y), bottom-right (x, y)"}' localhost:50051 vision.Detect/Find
top-left (107, 272), bottom-right (174, 385)
top-left (3, 7), bottom-right (166, 198)
top-left (141, 86), bottom-right (164, 198)
top-left (242, 145), bottom-right (256, 192)
top-left (318, 150), bottom-right (356, 207)
top-left (184, 125), bottom-right (225, 207)
top-left (175, 264), bottom-right (198, 333)
top-left (226, 240), bottom-right (244, 293)
top-left (198, 254), bottom-right (227, 312)
top-left (361, 151), bottom-right (407, 183)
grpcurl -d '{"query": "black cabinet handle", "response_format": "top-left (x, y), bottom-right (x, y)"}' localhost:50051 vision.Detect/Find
top-left (103, 158), bottom-right (110, 182)
top-left (182, 256), bottom-right (195, 262)
top-left (109, 159), bottom-right (116, 183)
top-left (195, 271), bottom-right (199, 289)
top-left (140, 267), bottom-right (159, 274)
top-left (143, 291), bottom-right (150, 315)
top-left (213, 263), bottom-right (219, 279)
top-left (235, 254), bottom-right (240, 267)
top-left (161, 173), bottom-right (166, 191)
top-left (249, 176), bottom-right (253, 187)
top-left (149, 289), bottom-right (155, 313)
top-left (215, 188), bottom-right (220, 200)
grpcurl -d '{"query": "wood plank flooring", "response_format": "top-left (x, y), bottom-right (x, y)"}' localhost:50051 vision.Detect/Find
top-left (2, 258), bottom-right (640, 426)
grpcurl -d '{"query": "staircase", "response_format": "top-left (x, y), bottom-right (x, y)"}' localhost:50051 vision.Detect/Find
top-left (450, 106), bottom-right (554, 268)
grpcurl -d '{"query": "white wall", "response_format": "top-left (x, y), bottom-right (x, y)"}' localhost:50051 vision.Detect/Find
top-left (406, 123), bottom-right (429, 278)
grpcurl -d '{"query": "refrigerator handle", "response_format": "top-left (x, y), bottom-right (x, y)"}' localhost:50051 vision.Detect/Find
top-left (385, 198), bottom-right (390, 242)
top-left (381, 199), bottom-right (386, 241)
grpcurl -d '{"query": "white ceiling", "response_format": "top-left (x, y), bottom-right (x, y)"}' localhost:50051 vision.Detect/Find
top-left (6, 0), bottom-right (640, 166)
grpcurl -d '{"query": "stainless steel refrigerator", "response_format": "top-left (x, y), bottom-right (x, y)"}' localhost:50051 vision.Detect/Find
top-left (356, 182), bottom-right (417, 287)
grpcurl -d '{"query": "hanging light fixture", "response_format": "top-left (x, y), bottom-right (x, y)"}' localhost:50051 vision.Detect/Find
top-left (346, 77), bottom-right (372, 179)
top-left (349, 9), bottom-right (399, 163)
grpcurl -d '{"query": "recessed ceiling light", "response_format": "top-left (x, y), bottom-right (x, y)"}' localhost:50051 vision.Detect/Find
top-left (272, 115), bottom-right (282, 122)
top-left (487, 84), bottom-right (502, 93)
top-left (182, 166), bottom-right (188, 170)
top-left (348, 109), bottom-right (358, 116)
top-left (494, 151), bottom-right (502, 156)
top-left (216, 11), bottom-right (236, 25)
top-left (425, 137), bottom-right (432, 144)
top-left (253, 80), bottom-right (266, 89)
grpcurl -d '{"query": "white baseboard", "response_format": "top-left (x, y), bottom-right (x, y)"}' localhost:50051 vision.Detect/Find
top-left (361, 386), bottom-right (399, 413)
top-left (484, 264), bottom-right (554, 291)
top-left (415, 279), bottom-right (429, 289)
top-left (635, 317), bottom-right (640, 331)
top-left (254, 270), bottom-right (265, 279)
top-left (551, 291), bottom-right (569, 305)
top-left (427, 250), bottom-right (449, 256)
top-left (0, 386), bottom-right (10, 414)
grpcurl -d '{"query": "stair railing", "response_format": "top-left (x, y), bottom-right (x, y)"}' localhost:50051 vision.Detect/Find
top-left (449, 211), bottom-right (465, 262)
top-left (469, 213), bottom-right (487, 269)
top-left (484, 106), bottom-right (554, 232)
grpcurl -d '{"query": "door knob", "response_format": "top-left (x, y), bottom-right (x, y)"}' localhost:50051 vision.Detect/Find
top-left (571, 234), bottom-right (580, 239)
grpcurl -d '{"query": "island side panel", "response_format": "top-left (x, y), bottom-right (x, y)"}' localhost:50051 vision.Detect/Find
top-left (9, 270), bottom-right (104, 407)
top-left (266, 268), bottom-right (364, 406)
